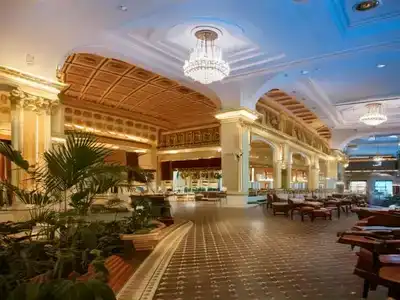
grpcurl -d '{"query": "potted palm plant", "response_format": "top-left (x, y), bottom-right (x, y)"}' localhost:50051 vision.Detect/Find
top-left (0, 131), bottom-right (145, 217)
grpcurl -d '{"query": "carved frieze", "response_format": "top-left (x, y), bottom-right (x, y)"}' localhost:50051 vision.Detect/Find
top-left (158, 126), bottom-right (220, 149)
top-left (64, 105), bottom-right (159, 142)
top-left (256, 105), bottom-right (331, 155)
top-left (9, 88), bottom-right (59, 113)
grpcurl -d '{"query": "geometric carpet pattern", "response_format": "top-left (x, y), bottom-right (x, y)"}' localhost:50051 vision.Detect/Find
top-left (153, 203), bottom-right (386, 300)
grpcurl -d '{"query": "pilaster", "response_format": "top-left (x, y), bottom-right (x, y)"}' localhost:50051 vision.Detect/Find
top-left (281, 144), bottom-right (292, 189)
top-left (216, 108), bottom-right (260, 206)
top-left (308, 156), bottom-right (320, 190)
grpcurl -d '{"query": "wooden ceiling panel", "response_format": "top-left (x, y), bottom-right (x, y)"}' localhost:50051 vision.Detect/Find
top-left (126, 67), bottom-right (157, 81)
top-left (94, 71), bottom-right (120, 84)
top-left (100, 59), bottom-right (132, 75)
top-left (60, 53), bottom-right (220, 128)
top-left (66, 64), bottom-right (95, 78)
top-left (89, 80), bottom-right (112, 90)
top-left (263, 89), bottom-right (331, 140)
top-left (72, 53), bottom-right (105, 68)
top-left (65, 74), bottom-right (90, 85)
top-left (107, 85), bottom-right (133, 95)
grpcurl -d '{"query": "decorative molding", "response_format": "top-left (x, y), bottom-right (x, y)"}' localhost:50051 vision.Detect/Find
top-left (158, 125), bottom-right (220, 150)
top-left (255, 104), bottom-right (330, 154)
top-left (64, 106), bottom-right (158, 144)
top-left (9, 88), bottom-right (59, 113)
top-left (0, 65), bottom-right (67, 96)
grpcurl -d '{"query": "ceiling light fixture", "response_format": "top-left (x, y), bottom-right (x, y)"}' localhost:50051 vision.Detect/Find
top-left (183, 29), bottom-right (230, 84)
top-left (359, 103), bottom-right (387, 126)
top-left (377, 64), bottom-right (386, 68)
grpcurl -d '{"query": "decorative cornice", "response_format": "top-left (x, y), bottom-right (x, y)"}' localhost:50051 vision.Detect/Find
top-left (0, 65), bottom-right (66, 91)
top-left (0, 65), bottom-right (67, 97)
top-left (10, 88), bottom-right (59, 113)
top-left (215, 107), bottom-right (262, 123)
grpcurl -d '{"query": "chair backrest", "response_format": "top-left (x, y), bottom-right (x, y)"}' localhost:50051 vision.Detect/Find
top-left (272, 193), bottom-right (279, 202)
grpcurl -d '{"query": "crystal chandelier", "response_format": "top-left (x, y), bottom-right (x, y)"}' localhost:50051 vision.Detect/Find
top-left (359, 103), bottom-right (387, 126)
top-left (183, 29), bottom-right (230, 84)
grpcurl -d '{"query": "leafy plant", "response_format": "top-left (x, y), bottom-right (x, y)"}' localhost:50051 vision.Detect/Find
top-left (0, 131), bottom-right (148, 216)
top-left (7, 250), bottom-right (116, 300)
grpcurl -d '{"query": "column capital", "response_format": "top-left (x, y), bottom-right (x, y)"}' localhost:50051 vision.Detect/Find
top-left (9, 87), bottom-right (59, 114)
top-left (215, 107), bottom-right (262, 124)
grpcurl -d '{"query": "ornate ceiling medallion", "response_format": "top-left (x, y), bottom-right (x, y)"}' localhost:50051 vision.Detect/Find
top-left (359, 103), bottom-right (387, 126)
top-left (183, 28), bottom-right (230, 85)
top-left (354, 0), bottom-right (380, 12)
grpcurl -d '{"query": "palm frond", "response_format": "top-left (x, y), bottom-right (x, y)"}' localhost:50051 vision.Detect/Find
top-left (0, 142), bottom-right (29, 171)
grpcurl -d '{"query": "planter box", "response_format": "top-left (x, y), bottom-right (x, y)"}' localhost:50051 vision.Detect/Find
top-left (120, 220), bottom-right (166, 251)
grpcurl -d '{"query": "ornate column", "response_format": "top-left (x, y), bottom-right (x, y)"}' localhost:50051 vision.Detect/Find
top-left (281, 144), bottom-right (292, 189)
top-left (51, 104), bottom-right (65, 139)
top-left (138, 145), bottom-right (158, 192)
top-left (9, 88), bottom-right (59, 189)
top-left (326, 159), bottom-right (338, 189)
top-left (216, 108), bottom-right (259, 206)
top-left (273, 160), bottom-right (282, 189)
top-left (308, 156), bottom-right (320, 191)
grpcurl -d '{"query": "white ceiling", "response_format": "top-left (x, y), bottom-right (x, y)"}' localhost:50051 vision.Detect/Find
top-left (2, 0), bottom-right (400, 149)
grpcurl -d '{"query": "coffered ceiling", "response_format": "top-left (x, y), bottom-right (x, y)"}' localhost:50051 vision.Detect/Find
top-left (60, 53), bottom-right (220, 129)
top-left (2, 0), bottom-right (400, 149)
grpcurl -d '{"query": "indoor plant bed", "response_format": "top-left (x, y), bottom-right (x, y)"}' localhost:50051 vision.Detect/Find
top-left (120, 220), bottom-right (166, 251)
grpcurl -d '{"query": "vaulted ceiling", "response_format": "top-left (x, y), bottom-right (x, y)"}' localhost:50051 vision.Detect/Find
top-left (3, 0), bottom-right (400, 148)
top-left (60, 53), bottom-right (220, 129)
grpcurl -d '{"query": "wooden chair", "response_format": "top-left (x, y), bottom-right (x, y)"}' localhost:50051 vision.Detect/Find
top-left (271, 202), bottom-right (290, 216)
top-left (266, 194), bottom-right (273, 210)
top-left (310, 208), bottom-right (332, 222)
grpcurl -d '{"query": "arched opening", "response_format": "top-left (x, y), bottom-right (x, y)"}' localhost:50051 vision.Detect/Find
top-left (249, 140), bottom-right (276, 190)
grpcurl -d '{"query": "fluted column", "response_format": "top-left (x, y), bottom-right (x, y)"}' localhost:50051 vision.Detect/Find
top-left (281, 144), bottom-right (292, 189)
top-left (326, 159), bottom-right (338, 189)
top-left (273, 160), bottom-right (282, 189)
top-left (309, 156), bottom-right (320, 191)
top-left (9, 88), bottom-right (59, 189)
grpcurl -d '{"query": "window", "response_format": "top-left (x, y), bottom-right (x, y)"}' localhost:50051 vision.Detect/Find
top-left (349, 181), bottom-right (367, 194)
top-left (374, 180), bottom-right (393, 197)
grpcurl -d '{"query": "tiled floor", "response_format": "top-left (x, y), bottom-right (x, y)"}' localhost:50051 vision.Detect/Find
top-left (153, 202), bottom-right (387, 300)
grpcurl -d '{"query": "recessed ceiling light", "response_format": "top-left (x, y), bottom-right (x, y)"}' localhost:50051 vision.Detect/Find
top-left (377, 64), bottom-right (386, 68)
top-left (354, 0), bottom-right (380, 12)
top-left (301, 70), bottom-right (309, 75)
top-left (119, 5), bottom-right (128, 11)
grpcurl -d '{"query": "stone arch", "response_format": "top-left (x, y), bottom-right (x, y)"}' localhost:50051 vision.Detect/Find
top-left (290, 151), bottom-right (311, 166)
top-left (333, 129), bottom-right (398, 150)
top-left (251, 135), bottom-right (280, 162)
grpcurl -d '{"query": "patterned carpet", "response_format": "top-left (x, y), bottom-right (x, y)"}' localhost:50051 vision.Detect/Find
top-left (153, 202), bottom-right (387, 300)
